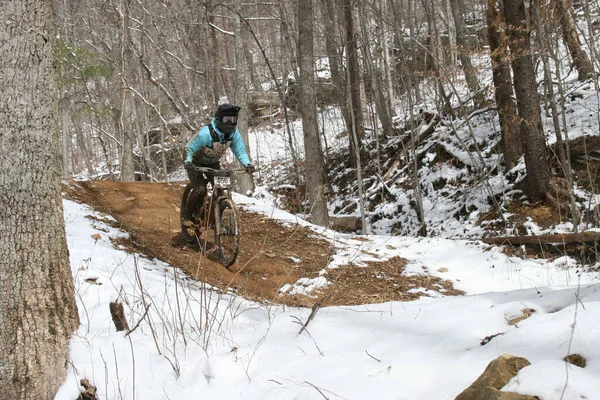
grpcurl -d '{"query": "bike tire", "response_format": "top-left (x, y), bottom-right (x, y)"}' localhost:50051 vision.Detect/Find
top-left (214, 198), bottom-right (240, 267)
top-left (180, 184), bottom-right (201, 245)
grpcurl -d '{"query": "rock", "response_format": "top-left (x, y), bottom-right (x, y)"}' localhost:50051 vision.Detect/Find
top-left (437, 267), bottom-right (449, 273)
top-left (330, 216), bottom-right (362, 232)
top-left (507, 309), bottom-right (534, 326)
top-left (455, 354), bottom-right (536, 400)
top-left (456, 386), bottom-right (538, 400)
top-left (564, 353), bottom-right (586, 368)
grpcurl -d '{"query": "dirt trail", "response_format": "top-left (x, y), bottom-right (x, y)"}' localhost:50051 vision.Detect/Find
top-left (63, 180), bottom-right (461, 307)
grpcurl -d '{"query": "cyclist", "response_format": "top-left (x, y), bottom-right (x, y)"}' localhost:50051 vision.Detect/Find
top-left (182, 103), bottom-right (255, 227)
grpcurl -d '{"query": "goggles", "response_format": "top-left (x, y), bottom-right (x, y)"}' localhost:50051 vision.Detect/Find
top-left (221, 115), bottom-right (237, 124)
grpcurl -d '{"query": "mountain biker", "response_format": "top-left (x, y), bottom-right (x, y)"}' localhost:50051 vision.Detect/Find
top-left (182, 103), bottom-right (255, 227)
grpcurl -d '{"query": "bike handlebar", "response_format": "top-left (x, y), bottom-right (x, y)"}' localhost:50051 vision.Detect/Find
top-left (190, 166), bottom-right (250, 175)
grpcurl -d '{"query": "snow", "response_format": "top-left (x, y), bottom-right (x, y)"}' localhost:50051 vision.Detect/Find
top-left (56, 197), bottom-right (600, 400)
top-left (54, 12), bottom-right (600, 399)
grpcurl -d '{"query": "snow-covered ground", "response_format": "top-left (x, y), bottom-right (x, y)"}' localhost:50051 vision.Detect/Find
top-left (57, 18), bottom-right (600, 399)
top-left (56, 195), bottom-right (600, 400)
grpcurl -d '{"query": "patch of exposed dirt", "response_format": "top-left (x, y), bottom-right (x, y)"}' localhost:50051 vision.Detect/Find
top-left (318, 257), bottom-right (464, 306)
top-left (62, 180), bottom-right (461, 307)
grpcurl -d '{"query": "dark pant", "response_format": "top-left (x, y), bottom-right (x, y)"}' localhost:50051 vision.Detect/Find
top-left (184, 161), bottom-right (220, 218)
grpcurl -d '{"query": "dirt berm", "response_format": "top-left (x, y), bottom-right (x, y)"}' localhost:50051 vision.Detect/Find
top-left (63, 180), bottom-right (461, 307)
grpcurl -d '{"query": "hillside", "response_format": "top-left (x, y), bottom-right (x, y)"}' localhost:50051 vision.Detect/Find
top-left (63, 179), bottom-right (461, 307)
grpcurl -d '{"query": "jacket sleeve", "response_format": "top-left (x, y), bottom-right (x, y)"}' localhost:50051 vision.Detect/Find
top-left (184, 126), bottom-right (211, 163)
top-left (229, 130), bottom-right (251, 166)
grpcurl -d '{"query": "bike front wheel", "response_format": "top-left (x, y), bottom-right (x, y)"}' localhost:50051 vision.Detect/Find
top-left (214, 198), bottom-right (240, 267)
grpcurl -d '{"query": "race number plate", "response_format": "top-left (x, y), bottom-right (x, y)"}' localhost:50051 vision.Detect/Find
top-left (214, 176), bottom-right (231, 188)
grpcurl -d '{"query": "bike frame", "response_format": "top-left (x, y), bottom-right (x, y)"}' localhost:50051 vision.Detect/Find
top-left (193, 167), bottom-right (238, 228)
top-left (182, 166), bottom-right (244, 267)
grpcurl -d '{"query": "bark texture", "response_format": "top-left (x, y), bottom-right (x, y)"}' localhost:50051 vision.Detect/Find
top-left (503, 0), bottom-right (551, 201)
top-left (487, 0), bottom-right (522, 169)
top-left (343, 0), bottom-right (365, 167)
top-left (0, 2), bottom-right (80, 399)
top-left (233, 2), bottom-right (255, 195)
top-left (298, 0), bottom-right (329, 226)
top-left (450, 0), bottom-right (485, 108)
top-left (553, 0), bottom-right (595, 80)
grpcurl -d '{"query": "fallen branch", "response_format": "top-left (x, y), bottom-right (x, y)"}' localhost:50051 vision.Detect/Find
top-left (125, 303), bottom-right (152, 337)
top-left (481, 231), bottom-right (600, 246)
top-left (79, 379), bottom-right (99, 400)
top-left (298, 293), bottom-right (332, 335)
top-left (383, 113), bottom-right (442, 181)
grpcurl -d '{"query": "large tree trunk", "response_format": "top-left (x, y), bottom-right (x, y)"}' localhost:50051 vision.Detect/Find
top-left (553, 0), bottom-right (595, 81)
top-left (298, 0), bottom-right (329, 227)
top-left (503, 0), bottom-right (551, 201)
top-left (0, 1), bottom-right (80, 398)
top-left (487, 0), bottom-right (522, 169)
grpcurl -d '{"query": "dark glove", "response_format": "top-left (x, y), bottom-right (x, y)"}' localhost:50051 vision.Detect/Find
top-left (184, 162), bottom-right (194, 171)
top-left (245, 164), bottom-right (256, 174)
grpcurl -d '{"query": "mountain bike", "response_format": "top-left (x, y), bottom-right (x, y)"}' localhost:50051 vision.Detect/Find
top-left (180, 166), bottom-right (242, 267)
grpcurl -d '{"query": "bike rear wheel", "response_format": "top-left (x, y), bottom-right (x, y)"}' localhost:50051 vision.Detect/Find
top-left (214, 198), bottom-right (240, 267)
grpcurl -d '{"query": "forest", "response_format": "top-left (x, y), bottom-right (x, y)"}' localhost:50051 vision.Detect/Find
top-left (53, 0), bottom-right (600, 241)
top-left (3, 1), bottom-right (600, 399)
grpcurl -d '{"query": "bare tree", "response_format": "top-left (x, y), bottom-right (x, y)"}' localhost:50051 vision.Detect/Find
top-left (0, 1), bottom-right (80, 398)
top-left (319, 0), bottom-right (352, 135)
top-left (487, 0), bottom-right (522, 169)
top-left (233, 1), bottom-right (256, 194)
top-left (343, 0), bottom-right (365, 168)
top-left (552, 0), bottom-right (594, 81)
top-left (503, 0), bottom-right (551, 201)
top-left (298, 0), bottom-right (329, 226)
top-left (450, 0), bottom-right (486, 108)
top-left (119, 0), bottom-right (136, 181)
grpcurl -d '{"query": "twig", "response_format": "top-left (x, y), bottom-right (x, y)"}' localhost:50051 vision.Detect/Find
top-left (125, 303), bottom-right (152, 337)
top-left (365, 350), bottom-right (381, 362)
top-left (298, 293), bottom-right (332, 335)
top-left (304, 381), bottom-right (330, 399)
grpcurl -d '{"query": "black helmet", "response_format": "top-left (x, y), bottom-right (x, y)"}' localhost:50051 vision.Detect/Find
top-left (214, 103), bottom-right (241, 135)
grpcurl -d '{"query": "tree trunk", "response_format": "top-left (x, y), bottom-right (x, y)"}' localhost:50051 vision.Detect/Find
top-left (119, 0), bottom-right (135, 181)
top-left (0, 2), bottom-right (80, 398)
top-left (233, 1), bottom-right (255, 195)
top-left (533, 1), bottom-right (579, 229)
top-left (422, 0), bottom-right (452, 114)
top-left (358, 4), bottom-right (394, 137)
top-left (553, 0), bottom-right (595, 81)
top-left (487, 0), bottom-right (522, 169)
top-left (343, 0), bottom-right (364, 168)
top-left (298, 0), bottom-right (329, 227)
top-left (503, 0), bottom-right (551, 201)
top-left (206, 6), bottom-right (220, 107)
top-left (318, 0), bottom-right (352, 135)
top-left (450, 0), bottom-right (485, 108)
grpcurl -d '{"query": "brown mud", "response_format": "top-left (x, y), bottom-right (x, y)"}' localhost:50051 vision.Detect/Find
top-left (63, 180), bottom-right (462, 307)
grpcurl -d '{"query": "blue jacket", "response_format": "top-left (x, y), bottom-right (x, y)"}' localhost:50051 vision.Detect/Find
top-left (185, 118), bottom-right (251, 166)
